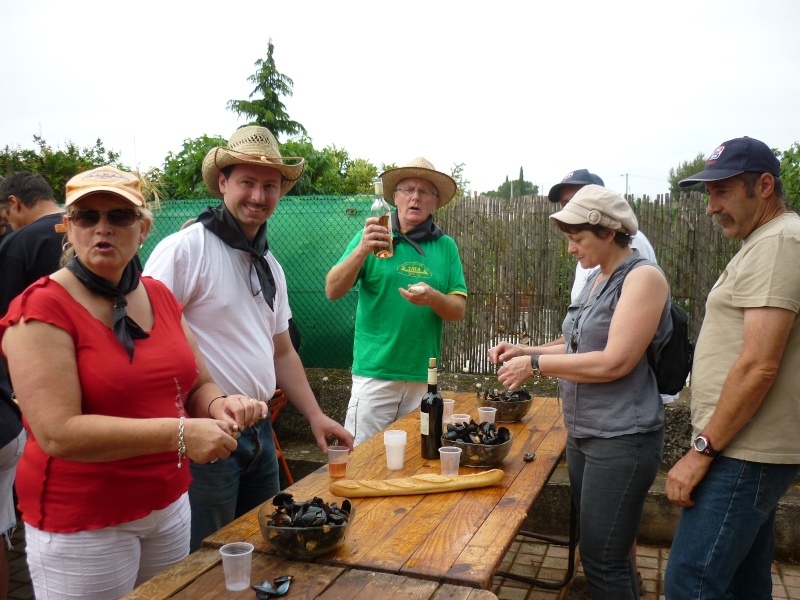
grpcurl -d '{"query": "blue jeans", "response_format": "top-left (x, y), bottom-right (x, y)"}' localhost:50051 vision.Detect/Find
top-left (188, 419), bottom-right (280, 551)
top-left (665, 457), bottom-right (800, 600)
top-left (567, 428), bottom-right (664, 600)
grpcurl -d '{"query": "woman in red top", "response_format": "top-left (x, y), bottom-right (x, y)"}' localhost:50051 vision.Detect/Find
top-left (0, 166), bottom-right (268, 599)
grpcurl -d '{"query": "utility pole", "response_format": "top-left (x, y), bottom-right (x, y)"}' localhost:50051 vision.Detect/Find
top-left (620, 173), bottom-right (629, 198)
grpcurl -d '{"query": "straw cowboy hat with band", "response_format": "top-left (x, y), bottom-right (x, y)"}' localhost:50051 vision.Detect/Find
top-left (201, 126), bottom-right (306, 199)
top-left (381, 157), bottom-right (457, 208)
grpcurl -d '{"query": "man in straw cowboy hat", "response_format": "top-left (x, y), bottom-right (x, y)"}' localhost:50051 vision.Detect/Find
top-left (326, 157), bottom-right (467, 445)
top-left (145, 126), bottom-right (353, 550)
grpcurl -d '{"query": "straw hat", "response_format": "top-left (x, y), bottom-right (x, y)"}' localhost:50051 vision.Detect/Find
top-left (380, 157), bottom-right (457, 207)
top-left (201, 126), bottom-right (306, 199)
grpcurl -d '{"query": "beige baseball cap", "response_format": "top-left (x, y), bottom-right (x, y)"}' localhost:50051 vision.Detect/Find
top-left (65, 166), bottom-right (145, 207)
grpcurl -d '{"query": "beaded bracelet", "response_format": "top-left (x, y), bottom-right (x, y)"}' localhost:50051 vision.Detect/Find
top-left (207, 395), bottom-right (227, 417)
top-left (177, 416), bottom-right (186, 468)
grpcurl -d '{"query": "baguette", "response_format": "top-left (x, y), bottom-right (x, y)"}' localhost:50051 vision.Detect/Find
top-left (329, 469), bottom-right (505, 498)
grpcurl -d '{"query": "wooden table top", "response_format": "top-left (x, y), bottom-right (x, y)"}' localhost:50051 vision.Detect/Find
top-left (122, 548), bottom-right (499, 600)
top-left (203, 391), bottom-right (567, 590)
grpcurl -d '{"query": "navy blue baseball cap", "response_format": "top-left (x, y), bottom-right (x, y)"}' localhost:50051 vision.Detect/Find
top-left (679, 136), bottom-right (780, 187)
top-left (548, 169), bottom-right (605, 203)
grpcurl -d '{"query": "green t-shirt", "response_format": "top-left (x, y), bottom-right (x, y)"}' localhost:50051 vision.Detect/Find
top-left (336, 231), bottom-right (467, 381)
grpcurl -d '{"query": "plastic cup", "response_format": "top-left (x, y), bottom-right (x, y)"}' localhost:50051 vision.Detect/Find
top-left (450, 413), bottom-right (471, 426)
top-left (219, 542), bottom-right (254, 591)
top-left (328, 446), bottom-right (349, 478)
top-left (478, 406), bottom-right (497, 424)
top-left (442, 399), bottom-right (455, 426)
top-left (439, 446), bottom-right (462, 477)
top-left (384, 430), bottom-right (407, 470)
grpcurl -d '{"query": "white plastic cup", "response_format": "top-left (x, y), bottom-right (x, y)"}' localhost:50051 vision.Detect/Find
top-left (442, 399), bottom-right (455, 426)
top-left (439, 446), bottom-right (462, 477)
top-left (478, 406), bottom-right (497, 425)
top-left (328, 446), bottom-right (350, 478)
top-left (219, 542), bottom-right (254, 591)
top-left (450, 413), bottom-right (471, 426)
top-left (384, 430), bottom-right (407, 470)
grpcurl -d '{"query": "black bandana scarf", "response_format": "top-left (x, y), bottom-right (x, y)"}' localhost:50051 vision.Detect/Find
top-left (197, 203), bottom-right (276, 310)
top-left (65, 256), bottom-right (149, 362)
top-left (390, 211), bottom-right (445, 257)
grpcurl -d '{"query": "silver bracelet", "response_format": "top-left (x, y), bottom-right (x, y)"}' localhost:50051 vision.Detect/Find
top-left (177, 416), bottom-right (186, 468)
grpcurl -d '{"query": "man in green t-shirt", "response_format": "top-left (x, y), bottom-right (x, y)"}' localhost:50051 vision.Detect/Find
top-left (326, 158), bottom-right (468, 445)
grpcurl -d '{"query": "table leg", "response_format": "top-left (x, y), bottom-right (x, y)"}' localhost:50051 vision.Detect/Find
top-left (496, 500), bottom-right (578, 590)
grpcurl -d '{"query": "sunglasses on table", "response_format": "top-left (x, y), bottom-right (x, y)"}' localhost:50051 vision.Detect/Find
top-left (68, 208), bottom-right (141, 228)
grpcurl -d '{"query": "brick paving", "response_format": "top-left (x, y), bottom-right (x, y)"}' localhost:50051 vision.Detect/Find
top-left (6, 519), bottom-right (800, 599)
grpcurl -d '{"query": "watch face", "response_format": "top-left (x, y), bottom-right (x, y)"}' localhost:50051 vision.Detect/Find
top-left (694, 436), bottom-right (708, 453)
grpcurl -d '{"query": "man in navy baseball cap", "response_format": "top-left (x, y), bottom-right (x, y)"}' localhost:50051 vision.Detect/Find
top-left (679, 136), bottom-right (781, 186)
top-left (548, 169), bottom-right (605, 204)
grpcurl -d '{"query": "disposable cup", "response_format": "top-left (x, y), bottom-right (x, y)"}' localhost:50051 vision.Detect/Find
top-left (219, 542), bottom-right (254, 591)
top-left (478, 406), bottom-right (497, 425)
top-left (439, 446), bottom-right (462, 477)
top-left (384, 430), bottom-right (407, 470)
top-left (450, 413), bottom-right (471, 426)
top-left (442, 399), bottom-right (455, 426)
top-left (328, 446), bottom-right (349, 478)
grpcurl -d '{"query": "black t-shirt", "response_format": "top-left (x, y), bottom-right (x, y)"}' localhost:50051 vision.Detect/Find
top-left (0, 212), bottom-right (65, 316)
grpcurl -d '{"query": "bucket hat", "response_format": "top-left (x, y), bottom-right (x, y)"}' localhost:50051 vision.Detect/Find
top-left (550, 184), bottom-right (638, 235)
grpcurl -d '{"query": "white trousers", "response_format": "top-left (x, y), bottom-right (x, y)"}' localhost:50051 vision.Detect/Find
top-left (25, 492), bottom-right (190, 600)
top-left (344, 375), bottom-right (427, 446)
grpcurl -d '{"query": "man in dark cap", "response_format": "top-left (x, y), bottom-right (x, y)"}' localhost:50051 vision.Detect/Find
top-left (665, 137), bottom-right (800, 599)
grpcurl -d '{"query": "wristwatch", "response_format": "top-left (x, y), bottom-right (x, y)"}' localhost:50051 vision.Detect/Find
top-left (530, 355), bottom-right (541, 377)
top-left (693, 434), bottom-right (719, 458)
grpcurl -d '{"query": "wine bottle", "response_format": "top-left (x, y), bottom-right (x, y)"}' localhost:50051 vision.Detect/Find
top-left (420, 357), bottom-right (444, 460)
top-left (371, 179), bottom-right (393, 258)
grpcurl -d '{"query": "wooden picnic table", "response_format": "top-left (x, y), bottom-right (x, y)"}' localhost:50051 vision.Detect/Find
top-left (121, 547), bottom-right (499, 599)
top-left (203, 391), bottom-right (567, 590)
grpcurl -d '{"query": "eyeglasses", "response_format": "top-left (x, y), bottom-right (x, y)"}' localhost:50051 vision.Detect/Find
top-left (68, 208), bottom-right (141, 228)
top-left (394, 187), bottom-right (438, 199)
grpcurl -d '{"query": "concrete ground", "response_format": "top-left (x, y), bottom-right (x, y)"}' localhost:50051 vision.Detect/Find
top-left (6, 518), bottom-right (800, 600)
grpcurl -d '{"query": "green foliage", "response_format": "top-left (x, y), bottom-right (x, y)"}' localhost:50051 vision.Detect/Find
top-left (0, 135), bottom-right (123, 203)
top-left (280, 138), bottom-right (377, 195)
top-left (226, 39), bottom-right (307, 140)
top-left (776, 141), bottom-right (800, 206)
top-left (450, 163), bottom-right (470, 199)
top-left (481, 167), bottom-right (538, 199)
top-left (158, 134), bottom-right (227, 199)
top-left (668, 152), bottom-right (706, 196)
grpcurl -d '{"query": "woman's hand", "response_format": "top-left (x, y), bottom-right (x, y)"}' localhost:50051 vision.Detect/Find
top-left (183, 418), bottom-right (238, 464)
top-left (488, 341), bottom-right (525, 364)
top-left (497, 356), bottom-right (533, 391)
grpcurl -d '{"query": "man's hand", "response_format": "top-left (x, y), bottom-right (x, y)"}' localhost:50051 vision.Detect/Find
top-left (665, 451), bottom-right (714, 508)
top-left (496, 356), bottom-right (533, 392)
top-left (309, 414), bottom-right (354, 453)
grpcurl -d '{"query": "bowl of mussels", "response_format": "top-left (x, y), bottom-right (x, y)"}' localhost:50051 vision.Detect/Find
top-left (258, 492), bottom-right (354, 558)
top-left (440, 420), bottom-right (513, 468)
top-left (479, 387), bottom-right (533, 423)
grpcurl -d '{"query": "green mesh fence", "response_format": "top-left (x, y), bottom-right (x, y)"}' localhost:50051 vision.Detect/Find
top-left (141, 196), bottom-right (372, 368)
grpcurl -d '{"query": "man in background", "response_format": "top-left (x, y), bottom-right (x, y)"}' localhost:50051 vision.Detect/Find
top-left (326, 157), bottom-right (467, 446)
top-left (0, 172), bottom-right (65, 315)
top-left (665, 136), bottom-right (800, 599)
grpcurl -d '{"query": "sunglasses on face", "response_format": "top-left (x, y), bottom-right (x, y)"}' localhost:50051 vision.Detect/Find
top-left (68, 208), bottom-right (141, 228)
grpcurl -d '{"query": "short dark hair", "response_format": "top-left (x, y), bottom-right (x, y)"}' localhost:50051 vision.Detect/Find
top-left (554, 221), bottom-right (632, 248)
top-left (0, 172), bottom-right (55, 209)
top-left (740, 171), bottom-right (786, 203)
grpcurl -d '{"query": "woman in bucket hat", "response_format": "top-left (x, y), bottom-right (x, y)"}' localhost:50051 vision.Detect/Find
top-left (326, 157), bottom-right (467, 446)
top-left (145, 127), bottom-right (353, 551)
top-left (0, 166), bottom-right (259, 598)
top-left (492, 185), bottom-right (671, 599)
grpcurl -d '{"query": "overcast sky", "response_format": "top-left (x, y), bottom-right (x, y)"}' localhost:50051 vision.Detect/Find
top-left (2, 0), bottom-right (799, 199)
